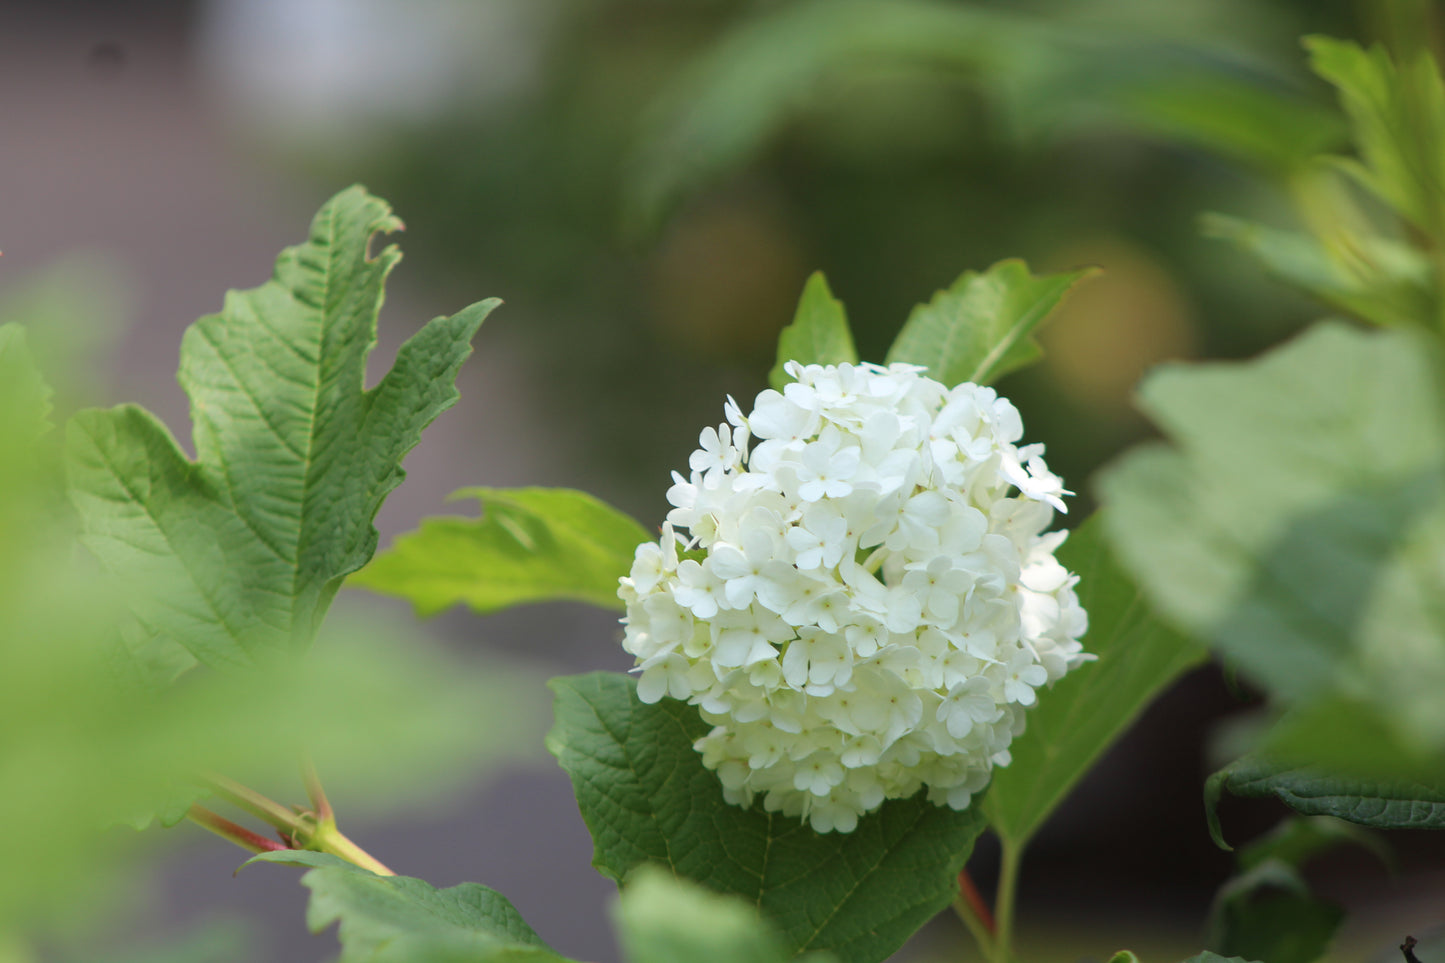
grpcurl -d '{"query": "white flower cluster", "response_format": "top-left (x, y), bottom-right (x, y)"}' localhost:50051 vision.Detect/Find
top-left (619, 361), bottom-right (1089, 833)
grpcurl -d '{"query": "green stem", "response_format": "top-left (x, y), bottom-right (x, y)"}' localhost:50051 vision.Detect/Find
top-left (202, 772), bottom-right (305, 834)
top-left (198, 769), bottom-right (394, 876)
top-left (301, 754), bottom-right (333, 822)
top-left (992, 840), bottom-right (1024, 963)
top-left (308, 819), bottom-right (396, 876)
top-left (952, 868), bottom-right (996, 960)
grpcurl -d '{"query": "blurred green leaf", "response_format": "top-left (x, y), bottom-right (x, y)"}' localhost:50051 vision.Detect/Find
top-left (0, 324), bottom-right (53, 445)
top-left (0, 534), bottom-right (540, 930)
top-left (1106, 953), bottom-right (1141, 963)
top-left (1119, 74), bottom-right (1344, 175)
top-left (1307, 35), bottom-right (1445, 238)
top-left (1206, 860), bottom-right (1343, 963)
top-left (353, 487), bottom-right (649, 616)
top-left (627, 0), bottom-right (1036, 229)
top-left (983, 514), bottom-right (1205, 848)
top-left (615, 868), bottom-right (837, 963)
top-left (884, 260), bottom-right (1094, 387)
top-left (1202, 212), bottom-right (1432, 328)
top-left (626, 0), bottom-right (1321, 228)
top-left (0, 255), bottom-right (131, 407)
top-left (66, 185), bottom-right (498, 674)
top-left (547, 672), bottom-right (988, 963)
top-left (1098, 322), bottom-right (1445, 744)
top-left (58, 920), bottom-right (250, 963)
top-left (252, 852), bottom-right (571, 963)
top-left (1236, 815), bottom-right (1392, 874)
top-left (1206, 756), bottom-right (1445, 848)
top-left (1183, 954), bottom-right (1261, 963)
top-left (769, 272), bottom-right (858, 390)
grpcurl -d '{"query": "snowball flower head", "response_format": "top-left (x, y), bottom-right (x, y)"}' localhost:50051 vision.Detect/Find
top-left (619, 362), bottom-right (1089, 833)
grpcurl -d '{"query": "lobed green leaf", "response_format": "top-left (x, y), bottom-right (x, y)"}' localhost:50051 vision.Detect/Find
top-left (547, 672), bottom-right (988, 963)
top-left (252, 852), bottom-right (571, 963)
top-left (352, 487), bottom-right (651, 616)
top-left (884, 260), bottom-right (1094, 387)
top-left (982, 514), bottom-right (1205, 848)
top-left (769, 272), bottom-right (858, 390)
top-left (65, 186), bottom-right (498, 674)
top-left (1098, 322), bottom-right (1445, 722)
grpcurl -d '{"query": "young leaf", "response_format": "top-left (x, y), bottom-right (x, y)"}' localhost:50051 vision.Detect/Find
top-left (981, 514), bottom-right (1205, 848)
top-left (251, 852), bottom-right (571, 963)
top-left (351, 487), bottom-right (650, 616)
top-left (1206, 860), bottom-right (1343, 963)
top-left (547, 672), bottom-right (988, 963)
top-left (1205, 756), bottom-right (1445, 848)
top-left (615, 868), bottom-right (837, 963)
top-left (0, 323), bottom-right (54, 445)
top-left (1201, 212), bottom-right (1432, 329)
top-left (1097, 322), bottom-right (1445, 717)
top-left (768, 273), bottom-right (858, 390)
top-left (1306, 36), bottom-right (1445, 238)
top-left (884, 260), bottom-right (1094, 387)
top-left (66, 186), bottom-right (498, 671)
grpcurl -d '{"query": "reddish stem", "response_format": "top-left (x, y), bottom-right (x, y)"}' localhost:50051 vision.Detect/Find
top-left (958, 867), bottom-right (997, 936)
top-left (188, 805), bottom-right (289, 855)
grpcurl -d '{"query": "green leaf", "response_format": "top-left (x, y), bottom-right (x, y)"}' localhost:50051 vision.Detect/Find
top-left (1206, 755), bottom-right (1445, 847)
top-left (352, 487), bottom-right (650, 616)
top-left (1235, 815), bottom-right (1392, 875)
top-left (547, 672), bottom-right (988, 963)
top-left (768, 273), bottom-right (858, 390)
top-left (1183, 954), bottom-right (1261, 963)
top-left (884, 260), bottom-right (1094, 387)
top-left (252, 852), bottom-right (571, 963)
top-left (66, 186), bottom-right (498, 671)
top-left (59, 921), bottom-right (249, 963)
top-left (615, 867), bottom-right (836, 963)
top-left (1098, 322), bottom-right (1445, 728)
top-left (623, 0), bottom-right (1317, 229)
top-left (1105, 953), bottom-right (1141, 963)
top-left (1117, 74), bottom-right (1345, 175)
top-left (625, 0), bottom-right (1041, 230)
top-left (1201, 212), bottom-right (1432, 328)
top-left (0, 324), bottom-right (54, 444)
top-left (1306, 36), bottom-right (1445, 238)
top-left (1206, 860), bottom-right (1343, 963)
top-left (982, 514), bottom-right (1205, 847)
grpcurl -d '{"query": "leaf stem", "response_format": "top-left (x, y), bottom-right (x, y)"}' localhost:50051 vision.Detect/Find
top-left (187, 805), bottom-right (287, 855)
top-left (197, 770), bottom-right (396, 876)
top-left (301, 753), bottom-right (333, 822)
top-left (952, 868), bottom-right (996, 959)
top-left (992, 840), bottom-right (1024, 963)
top-left (309, 820), bottom-right (396, 877)
top-left (202, 772), bottom-right (305, 834)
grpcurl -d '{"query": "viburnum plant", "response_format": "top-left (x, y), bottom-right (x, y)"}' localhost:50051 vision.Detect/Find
top-left (7, 21), bottom-right (1445, 963)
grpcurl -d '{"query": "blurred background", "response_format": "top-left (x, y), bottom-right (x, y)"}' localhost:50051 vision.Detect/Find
top-left (3, 0), bottom-right (1439, 959)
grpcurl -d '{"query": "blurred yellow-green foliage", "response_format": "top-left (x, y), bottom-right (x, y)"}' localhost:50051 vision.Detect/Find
top-left (246, 0), bottom-right (1372, 523)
